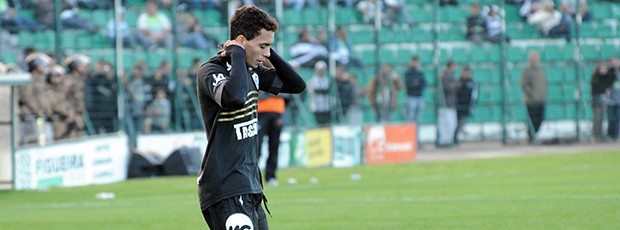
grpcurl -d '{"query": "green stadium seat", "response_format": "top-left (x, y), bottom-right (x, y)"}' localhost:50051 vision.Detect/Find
top-left (546, 67), bottom-right (565, 83)
top-left (581, 44), bottom-right (600, 61)
top-left (438, 26), bottom-right (465, 41)
top-left (408, 6), bottom-right (432, 23)
top-left (597, 23), bottom-right (615, 38)
top-left (414, 49), bottom-right (434, 65)
top-left (439, 7), bottom-right (466, 23)
top-left (565, 67), bottom-right (577, 82)
top-left (60, 30), bottom-right (79, 50)
top-left (92, 10), bottom-right (112, 27)
top-left (396, 49), bottom-right (413, 65)
top-left (601, 44), bottom-right (618, 59)
top-left (410, 27), bottom-right (433, 43)
top-left (439, 48), bottom-right (450, 64)
top-left (452, 47), bottom-right (471, 64)
top-left (542, 45), bottom-right (564, 62)
top-left (578, 22), bottom-right (597, 38)
top-left (471, 46), bottom-right (492, 63)
top-left (18, 31), bottom-right (35, 48)
top-left (125, 9), bottom-right (140, 27)
top-left (282, 29), bottom-right (299, 46)
top-left (360, 49), bottom-right (377, 65)
top-left (16, 9), bottom-right (35, 21)
top-left (0, 50), bottom-right (18, 64)
top-left (193, 10), bottom-right (223, 27)
top-left (126, 0), bottom-right (145, 7)
top-left (379, 49), bottom-right (398, 64)
top-left (335, 8), bottom-right (361, 25)
top-left (303, 8), bottom-right (328, 25)
top-left (34, 31), bottom-right (55, 51)
top-left (590, 3), bottom-right (612, 20)
top-left (348, 27), bottom-right (374, 44)
top-left (504, 5), bottom-right (521, 22)
top-left (282, 9), bottom-right (303, 26)
top-left (507, 46), bottom-right (527, 62)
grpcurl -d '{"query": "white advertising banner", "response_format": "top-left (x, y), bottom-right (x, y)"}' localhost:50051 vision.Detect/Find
top-left (14, 134), bottom-right (130, 190)
top-left (332, 126), bottom-right (363, 168)
top-left (136, 132), bottom-right (207, 159)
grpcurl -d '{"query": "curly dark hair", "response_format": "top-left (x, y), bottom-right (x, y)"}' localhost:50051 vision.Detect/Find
top-left (229, 6), bottom-right (279, 41)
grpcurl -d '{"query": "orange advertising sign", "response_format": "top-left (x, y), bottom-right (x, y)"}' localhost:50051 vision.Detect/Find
top-left (365, 124), bottom-right (416, 164)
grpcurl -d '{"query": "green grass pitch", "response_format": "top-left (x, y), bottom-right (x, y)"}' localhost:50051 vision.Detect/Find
top-left (1, 150), bottom-right (619, 229)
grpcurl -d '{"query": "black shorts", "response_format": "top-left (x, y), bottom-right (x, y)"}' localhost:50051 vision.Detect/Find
top-left (202, 194), bottom-right (268, 230)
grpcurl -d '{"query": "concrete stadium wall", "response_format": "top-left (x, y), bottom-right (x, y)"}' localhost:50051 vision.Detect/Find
top-left (0, 86), bottom-right (12, 190)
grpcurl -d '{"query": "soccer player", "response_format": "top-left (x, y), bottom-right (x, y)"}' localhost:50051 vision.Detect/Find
top-left (196, 6), bottom-right (306, 230)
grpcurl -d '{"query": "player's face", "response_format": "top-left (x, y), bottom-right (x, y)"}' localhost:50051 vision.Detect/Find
top-left (244, 29), bottom-right (274, 68)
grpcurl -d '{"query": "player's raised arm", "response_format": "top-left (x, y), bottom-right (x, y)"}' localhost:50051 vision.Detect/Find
top-left (267, 48), bottom-right (306, 94)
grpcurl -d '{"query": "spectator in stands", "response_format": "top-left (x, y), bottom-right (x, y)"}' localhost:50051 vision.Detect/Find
top-left (527, 0), bottom-right (571, 42)
top-left (309, 61), bottom-right (332, 125)
top-left (149, 60), bottom-right (174, 99)
top-left (483, 5), bottom-right (510, 43)
top-left (404, 56), bottom-right (426, 146)
top-left (127, 63), bottom-right (151, 133)
top-left (368, 63), bottom-right (403, 122)
top-left (36, 0), bottom-right (98, 32)
top-left (1, 0), bottom-right (40, 34)
top-left (284, 0), bottom-right (318, 11)
top-left (521, 51), bottom-right (547, 143)
top-left (454, 65), bottom-right (478, 145)
top-left (144, 88), bottom-right (171, 132)
top-left (87, 60), bottom-right (117, 134)
top-left (137, 0), bottom-right (173, 49)
top-left (357, 0), bottom-right (378, 24)
top-left (177, 11), bottom-right (218, 49)
top-left (466, 3), bottom-right (486, 44)
top-left (157, 0), bottom-right (174, 9)
top-left (607, 56), bottom-right (620, 141)
top-left (383, 0), bottom-right (414, 27)
top-left (316, 27), bottom-right (329, 48)
top-left (335, 64), bottom-right (362, 124)
top-left (440, 0), bottom-right (458, 7)
top-left (179, 58), bottom-right (203, 130)
top-left (181, 0), bottom-right (222, 10)
top-left (63, 54), bottom-right (91, 138)
top-left (44, 65), bottom-right (78, 140)
top-left (561, 0), bottom-right (591, 22)
top-left (107, 7), bottom-right (137, 48)
top-left (59, 2), bottom-right (99, 33)
top-left (19, 52), bottom-right (53, 144)
top-left (254, 0), bottom-right (275, 16)
top-left (520, 0), bottom-right (545, 21)
top-left (331, 26), bottom-right (363, 69)
top-left (289, 28), bottom-right (329, 69)
top-left (590, 61), bottom-right (613, 142)
top-left (34, 0), bottom-right (55, 29)
top-left (357, 0), bottom-right (412, 27)
top-left (437, 61), bottom-right (458, 147)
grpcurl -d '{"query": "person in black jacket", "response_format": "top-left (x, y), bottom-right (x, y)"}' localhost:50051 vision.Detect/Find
top-left (590, 61), bottom-right (613, 142)
top-left (196, 6), bottom-right (305, 230)
top-left (404, 56), bottom-right (426, 146)
top-left (454, 66), bottom-right (478, 144)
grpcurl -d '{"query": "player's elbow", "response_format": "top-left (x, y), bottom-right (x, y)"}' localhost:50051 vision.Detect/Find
top-left (221, 93), bottom-right (247, 110)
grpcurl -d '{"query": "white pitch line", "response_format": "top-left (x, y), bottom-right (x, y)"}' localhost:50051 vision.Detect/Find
top-left (286, 194), bottom-right (620, 205)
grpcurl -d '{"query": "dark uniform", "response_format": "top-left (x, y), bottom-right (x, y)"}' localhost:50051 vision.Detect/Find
top-left (196, 45), bottom-right (305, 230)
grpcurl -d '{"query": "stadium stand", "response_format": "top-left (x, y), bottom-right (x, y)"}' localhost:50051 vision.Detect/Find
top-left (0, 0), bottom-right (618, 133)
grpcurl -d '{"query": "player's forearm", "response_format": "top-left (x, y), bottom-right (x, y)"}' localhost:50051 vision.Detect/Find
top-left (267, 48), bottom-right (306, 94)
top-left (222, 45), bottom-right (250, 109)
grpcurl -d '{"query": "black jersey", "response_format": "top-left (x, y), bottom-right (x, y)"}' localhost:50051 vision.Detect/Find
top-left (196, 46), bottom-right (305, 211)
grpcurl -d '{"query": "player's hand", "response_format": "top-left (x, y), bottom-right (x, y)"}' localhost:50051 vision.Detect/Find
top-left (221, 38), bottom-right (245, 57)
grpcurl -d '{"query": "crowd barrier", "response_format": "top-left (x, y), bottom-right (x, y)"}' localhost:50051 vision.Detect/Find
top-left (9, 119), bottom-right (583, 190)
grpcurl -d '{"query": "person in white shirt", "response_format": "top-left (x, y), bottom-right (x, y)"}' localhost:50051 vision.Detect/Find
top-left (136, 0), bottom-right (173, 49)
